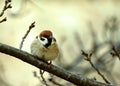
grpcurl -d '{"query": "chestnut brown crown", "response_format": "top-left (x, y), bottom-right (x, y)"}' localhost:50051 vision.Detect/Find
top-left (39, 30), bottom-right (53, 38)
top-left (37, 30), bottom-right (54, 48)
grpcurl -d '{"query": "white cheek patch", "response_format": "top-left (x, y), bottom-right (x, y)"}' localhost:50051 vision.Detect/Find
top-left (38, 37), bottom-right (48, 45)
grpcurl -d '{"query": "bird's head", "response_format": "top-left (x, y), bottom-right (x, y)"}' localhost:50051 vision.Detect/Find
top-left (36, 30), bottom-right (56, 48)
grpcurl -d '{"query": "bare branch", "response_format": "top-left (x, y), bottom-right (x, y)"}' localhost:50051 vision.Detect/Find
top-left (40, 70), bottom-right (49, 86)
top-left (0, 0), bottom-right (12, 17)
top-left (111, 45), bottom-right (120, 60)
top-left (0, 17), bottom-right (7, 23)
top-left (0, 42), bottom-right (112, 86)
top-left (81, 50), bottom-right (111, 84)
top-left (19, 21), bottom-right (35, 50)
top-left (49, 74), bottom-right (64, 86)
top-left (0, 0), bottom-right (12, 23)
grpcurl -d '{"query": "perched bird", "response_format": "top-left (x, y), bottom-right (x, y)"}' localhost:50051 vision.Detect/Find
top-left (30, 30), bottom-right (59, 63)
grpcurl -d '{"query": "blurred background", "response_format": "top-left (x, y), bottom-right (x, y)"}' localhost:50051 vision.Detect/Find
top-left (0, 0), bottom-right (120, 86)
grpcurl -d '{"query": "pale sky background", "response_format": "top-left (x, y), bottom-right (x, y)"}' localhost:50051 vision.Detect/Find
top-left (0, 0), bottom-right (120, 86)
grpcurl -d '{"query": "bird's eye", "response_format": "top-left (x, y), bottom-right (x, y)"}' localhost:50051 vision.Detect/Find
top-left (40, 38), bottom-right (45, 41)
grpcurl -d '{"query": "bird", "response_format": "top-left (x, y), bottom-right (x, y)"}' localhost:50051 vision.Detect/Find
top-left (30, 30), bottom-right (59, 64)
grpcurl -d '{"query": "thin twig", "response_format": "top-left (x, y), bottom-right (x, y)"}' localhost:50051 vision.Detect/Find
top-left (0, 17), bottom-right (7, 23)
top-left (33, 71), bottom-right (49, 86)
top-left (40, 70), bottom-right (49, 86)
top-left (0, 0), bottom-right (12, 23)
top-left (0, 0), bottom-right (12, 17)
top-left (81, 50), bottom-right (111, 84)
top-left (111, 45), bottom-right (120, 60)
top-left (19, 21), bottom-right (35, 50)
top-left (49, 74), bottom-right (64, 86)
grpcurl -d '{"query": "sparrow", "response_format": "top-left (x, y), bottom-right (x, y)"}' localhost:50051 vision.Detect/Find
top-left (30, 30), bottom-right (59, 63)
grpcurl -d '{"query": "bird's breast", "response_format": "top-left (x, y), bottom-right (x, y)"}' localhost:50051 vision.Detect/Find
top-left (39, 44), bottom-right (59, 61)
top-left (31, 39), bottom-right (59, 61)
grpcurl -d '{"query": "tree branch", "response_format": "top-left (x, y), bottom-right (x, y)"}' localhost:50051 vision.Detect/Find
top-left (0, 43), bottom-right (111, 86)
top-left (19, 21), bottom-right (35, 50)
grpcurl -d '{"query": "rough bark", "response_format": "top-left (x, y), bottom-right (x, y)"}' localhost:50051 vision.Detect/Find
top-left (0, 43), bottom-right (111, 86)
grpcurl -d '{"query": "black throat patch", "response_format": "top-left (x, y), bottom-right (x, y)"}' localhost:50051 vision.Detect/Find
top-left (44, 37), bottom-right (52, 48)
